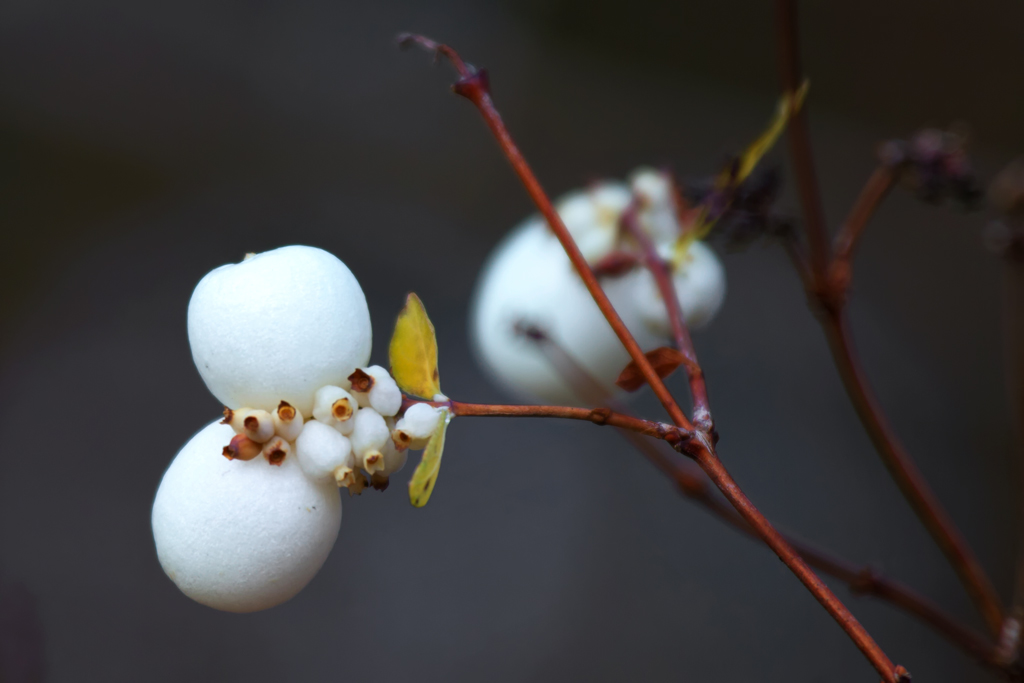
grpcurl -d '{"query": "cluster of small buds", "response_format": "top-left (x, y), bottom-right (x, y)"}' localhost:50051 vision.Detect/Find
top-left (878, 128), bottom-right (982, 207)
top-left (221, 402), bottom-right (303, 464)
top-left (219, 366), bottom-right (420, 496)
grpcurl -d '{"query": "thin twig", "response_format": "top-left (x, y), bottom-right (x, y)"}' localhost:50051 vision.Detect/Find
top-left (534, 323), bottom-right (1001, 669)
top-left (430, 399), bottom-right (688, 447)
top-left (619, 200), bottom-right (712, 428)
top-left (775, 0), bottom-right (829, 286)
top-left (999, 230), bottom-right (1024, 665)
top-left (400, 33), bottom-right (904, 681)
top-left (622, 431), bottom-right (1000, 670)
top-left (773, 0), bottom-right (1005, 639)
top-left (397, 33), bottom-right (693, 433)
top-left (828, 165), bottom-right (899, 301)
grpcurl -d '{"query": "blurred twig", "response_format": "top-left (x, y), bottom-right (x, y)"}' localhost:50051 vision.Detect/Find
top-left (774, 0), bottom-right (1005, 640)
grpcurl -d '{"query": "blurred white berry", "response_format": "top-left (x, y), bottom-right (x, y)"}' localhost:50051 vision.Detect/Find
top-left (152, 420), bottom-right (342, 613)
top-left (188, 245), bottom-right (372, 415)
top-left (633, 241), bottom-right (726, 335)
top-left (469, 170), bottom-right (725, 404)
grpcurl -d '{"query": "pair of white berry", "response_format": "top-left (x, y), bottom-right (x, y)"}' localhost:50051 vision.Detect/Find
top-left (151, 246), bottom-right (443, 613)
top-left (470, 167), bottom-right (726, 404)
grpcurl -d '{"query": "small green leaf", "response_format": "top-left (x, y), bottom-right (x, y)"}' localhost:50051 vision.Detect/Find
top-left (408, 408), bottom-right (450, 507)
top-left (389, 293), bottom-right (441, 399)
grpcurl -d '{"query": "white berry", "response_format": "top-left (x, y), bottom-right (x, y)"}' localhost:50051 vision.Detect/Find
top-left (296, 420), bottom-right (353, 482)
top-left (188, 245), bottom-right (372, 415)
top-left (152, 420), bottom-right (342, 613)
top-left (393, 403), bottom-right (444, 450)
top-left (469, 170), bottom-right (726, 403)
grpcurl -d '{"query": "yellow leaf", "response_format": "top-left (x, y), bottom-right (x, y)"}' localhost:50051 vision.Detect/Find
top-left (408, 408), bottom-right (450, 507)
top-left (735, 79), bottom-right (808, 183)
top-left (389, 292), bottom-right (441, 399)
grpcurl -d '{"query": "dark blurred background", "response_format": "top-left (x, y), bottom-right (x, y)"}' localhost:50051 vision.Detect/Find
top-left (2, 1), bottom-right (1023, 681)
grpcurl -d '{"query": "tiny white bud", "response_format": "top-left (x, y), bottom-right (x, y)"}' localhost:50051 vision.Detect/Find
top-left (272, 401), bottom-right (304, 442)
top-left (262, 436), bottom-right (291, 466)
top-left (312, 385), bottom-right (355, 425)
top-left (241, 409), bottom-right (274, 443)
top-left (392, 403), bottom-right (443, 449)
top-left (296, 420), bottom-right (353, 483)
top-left (349, 407), bottom-right (389, 457)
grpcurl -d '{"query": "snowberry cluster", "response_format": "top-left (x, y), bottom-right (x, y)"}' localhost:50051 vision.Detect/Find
top-left (219, 364), bottom-right (433, 494)
top-left (471, 167), bottom-right (726, 404)
top-left (152, 246), bottom-right (443, 613)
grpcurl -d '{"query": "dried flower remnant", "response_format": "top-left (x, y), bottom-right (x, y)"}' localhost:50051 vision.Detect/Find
top-left (262, 436), bottom-right (291, 466)
top-left (222, 434), bottom-right (261, 462)
top-left (879, 127), bottom-right (982, 207)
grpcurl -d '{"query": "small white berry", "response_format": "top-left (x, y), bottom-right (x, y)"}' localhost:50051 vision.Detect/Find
top-left (349, 407), bottom-right (389, 457)
top-left (271, 401), bottom-right (304, 442)
top-left (296, 420), bottom-right (353, 483)
top-left (240, 409), bottom-right (275, 443)
top-left (350, 365), bottom-right (403, 417)
top-left (152, 420), bottom-right (341, 613)
top-left (313, 385), bottom-right (356, 426)
top-left (392, 403), bottom-right (444, 450)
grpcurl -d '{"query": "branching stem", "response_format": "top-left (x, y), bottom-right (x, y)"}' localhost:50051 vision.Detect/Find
top-left (774, 0), bottom-right (1005, 639)
top-left (620, 201), bottom-right (712, 429)
top-left (401, 32), bottom-right (904, 681)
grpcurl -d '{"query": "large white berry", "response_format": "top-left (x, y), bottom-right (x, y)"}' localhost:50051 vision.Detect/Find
top-left (188, 245), bottom-right (372, 415)
top-left (152, 420), bottom-right (342, 613)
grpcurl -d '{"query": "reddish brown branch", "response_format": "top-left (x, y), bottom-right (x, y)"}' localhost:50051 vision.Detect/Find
top-left (626, 436), bottom-right (998, 669)
top-left (821, 315), bottom-right (1006, 637)
top-left (775, 0), bottom-right (830, 286)
top-left (402, 33), bottom-right (903, 681)
top-left (774, 0), bottom-right (1004, 642)
top-left (684, 437), bottom-right (901, 681)
top-left (398, 33), bottom-right (693, 434)
top-left (828, 165), bottom-right (899, 301)
top-left (619, 202), bottom-right (713, 429)
top-left (442, 399), bottom-right (689, 447)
